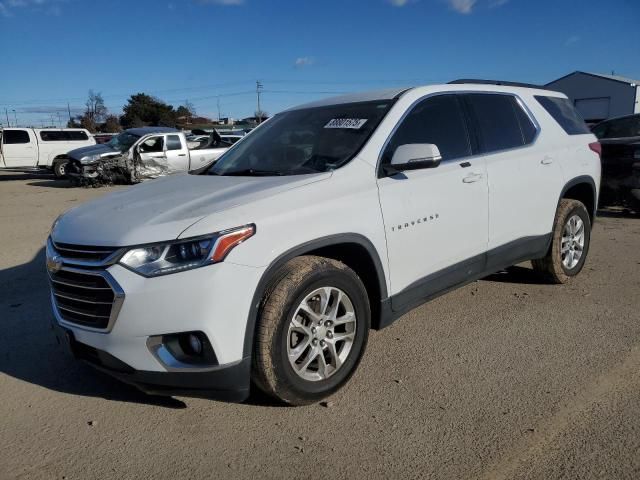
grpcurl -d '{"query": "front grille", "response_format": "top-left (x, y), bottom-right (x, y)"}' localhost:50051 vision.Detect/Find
top-left (49, 269), bottom-right (120, 330)
top-left (52, 242), bottom-right (119, 263)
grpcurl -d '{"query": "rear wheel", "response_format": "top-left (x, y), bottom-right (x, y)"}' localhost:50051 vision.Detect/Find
top-left (532, 199), bottom-right (591, 283)
top-left (252, 256), bottom-right (370, 405)
top-left (53, 159), bottom-right (68, 178)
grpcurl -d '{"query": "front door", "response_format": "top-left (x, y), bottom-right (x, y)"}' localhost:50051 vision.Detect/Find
top-left (1, 129), bottom-right (37, 167)
top-left (377, 94), bottom-right (489, 311)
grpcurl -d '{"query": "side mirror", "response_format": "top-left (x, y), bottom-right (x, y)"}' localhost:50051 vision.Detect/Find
top-left (385, 143), bottom-right (442, 175)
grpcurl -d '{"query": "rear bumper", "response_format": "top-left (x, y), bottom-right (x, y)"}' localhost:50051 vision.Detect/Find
top-left (55, 324), bottom-right (251, 402)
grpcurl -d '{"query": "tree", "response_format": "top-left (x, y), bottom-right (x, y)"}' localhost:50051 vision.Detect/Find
top-left (102, 115), bottom-right (122, 133)
top-left (85, 90), bottom-right (107, 124)
top-left (80, 115), bottom-right (97, 133)
top-left (121, 93), bottom-right (178, 128)
top-left (254, 109), bottom-right (269, 122)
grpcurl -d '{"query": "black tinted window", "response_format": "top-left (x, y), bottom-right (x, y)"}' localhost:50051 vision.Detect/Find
top-left (166, 135), bottom-right (182, 150)
top-left (3, 130), bottom-right (30, 144)
top-left (40, 131), bottom-right (66, 141)
top-left (384, 94), bottom-right (470, 163)
top-left (513, 101), bottom-right (538, 144)
top-left (535, 96), bottom-right (590, 135)
top-left (466, 94), bottom-right (524, 153)
top-left (39, 130), bottom-right (89, 141)
top-left (605, 116), bottom-right (640, 138)
top-left (68, 131), bottom-right (89, 140)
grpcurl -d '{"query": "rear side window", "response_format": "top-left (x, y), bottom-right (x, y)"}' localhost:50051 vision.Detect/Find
top-left (3, 130), bottom-right (30, 144)
top-left (383, 94), bottom-right (471, 162)
top-left (466, 94), bottom-right (526, 153)
top-left (535, 96), bottom-right (590, 135)
top-left (39, 130), bottom-right (89, 141)
top-left (603, 116), bottom-right (640, 138)
top-left (513, 101), bottom-right (538, 144)
top-left (166, 135), bottom-right (182, 151)
top-left (68, 131), bottom-right (89, 141)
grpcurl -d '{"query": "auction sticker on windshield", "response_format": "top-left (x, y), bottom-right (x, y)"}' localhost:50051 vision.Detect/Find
top-left (324, 118), bottom-right (368, 129)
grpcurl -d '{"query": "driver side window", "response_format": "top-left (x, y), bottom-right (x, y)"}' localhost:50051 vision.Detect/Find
top-left (139, 136), bottom-right (164, 153)
top-left (383, 95), bottom-right (471, 165)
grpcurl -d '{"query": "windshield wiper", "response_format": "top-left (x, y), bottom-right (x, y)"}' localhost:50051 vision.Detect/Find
top-left (221, 168), bottom-right (285, 176)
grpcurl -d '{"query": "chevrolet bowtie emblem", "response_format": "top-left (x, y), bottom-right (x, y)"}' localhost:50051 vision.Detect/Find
top-left (46, 254), bottom-right (63, 274)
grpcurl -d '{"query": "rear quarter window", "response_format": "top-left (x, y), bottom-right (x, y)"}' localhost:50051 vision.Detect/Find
top-left (535, 96), bottom-right (591, 135)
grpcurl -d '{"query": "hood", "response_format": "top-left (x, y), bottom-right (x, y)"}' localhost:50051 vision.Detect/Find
top-left (51, 172), bottom-right (330, 246)
top-left (67, 143), bottom-right (119, 161)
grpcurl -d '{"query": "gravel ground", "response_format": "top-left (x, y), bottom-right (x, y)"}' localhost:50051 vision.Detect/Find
top-left (1, 171), bottom-right (639, 480)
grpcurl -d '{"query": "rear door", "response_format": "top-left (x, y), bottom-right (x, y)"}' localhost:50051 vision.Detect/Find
top-left (463, 93), bottom-right (562, 269)
top-left (1, 129), bottom-right (37, 167)
top-left (164, 134), bottom-right (189, 171)
top-left (377, 94), bottom-right (489, 311)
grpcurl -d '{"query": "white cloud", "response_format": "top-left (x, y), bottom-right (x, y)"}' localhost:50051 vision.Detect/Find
top-left (0, 0), bottom-right (66, 16)
top-left (294, 57), bottom-right (314, 68)
top-left (387, 0), bottom-right (409, 6)
top-left (448, 0), bottom-right (477, 14)
top-left (564, 35), bottom-right (580, 46)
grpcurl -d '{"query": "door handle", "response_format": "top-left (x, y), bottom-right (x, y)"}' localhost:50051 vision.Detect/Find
top-left (541, 156), bottom-right (554, 165)
top-left (178, 154), bottom-right (187, 157)
top-left (462, 173), bottom-right (483, 183)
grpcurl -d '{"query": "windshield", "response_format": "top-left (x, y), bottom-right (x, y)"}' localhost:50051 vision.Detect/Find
top-left (208, 100), bottom-right (393, 176)
top-left (107, 132), bottom-right (141, 152)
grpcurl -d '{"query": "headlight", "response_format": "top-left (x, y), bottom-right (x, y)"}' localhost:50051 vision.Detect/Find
top-left (119, 224), bottom-right (255, 277)
top-left (80, 154), bottom-right (102, 164)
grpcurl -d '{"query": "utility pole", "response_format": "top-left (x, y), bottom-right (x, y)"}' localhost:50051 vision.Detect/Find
top-left (57, 112), bottom-right (62, 127)
top-left (5, 108), bottom-right (10, 127)
top-left (217, 97), bottom-right (221, 122)
top-left (67, 102), bottom-right (72, 125)
top-left (12, 109), bottom-right (17, 127)
top-left (256, 80), bottom-right (263, 124)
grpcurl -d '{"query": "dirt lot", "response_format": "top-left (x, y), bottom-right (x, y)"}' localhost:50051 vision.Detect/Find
top-left (1, 171), bottom-right (639, 480)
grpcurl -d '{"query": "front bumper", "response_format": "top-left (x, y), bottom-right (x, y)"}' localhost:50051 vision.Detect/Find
top-left (54, 324), bottom-right (250, 401)
top-left (48, 239), bottom-right (265, 401)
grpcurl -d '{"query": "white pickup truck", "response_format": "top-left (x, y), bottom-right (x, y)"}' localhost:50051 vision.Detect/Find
top-left (65, 127), bottom-right (230, 184)
top-left (0, 128), bottom-right (95, 177)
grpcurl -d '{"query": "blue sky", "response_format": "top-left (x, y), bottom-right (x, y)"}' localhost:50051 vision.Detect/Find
top-left (1, 0), bottom-right (639, 127)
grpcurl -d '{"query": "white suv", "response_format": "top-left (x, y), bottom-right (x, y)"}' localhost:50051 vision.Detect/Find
top-left (47, 82), bottom-right (601, 405)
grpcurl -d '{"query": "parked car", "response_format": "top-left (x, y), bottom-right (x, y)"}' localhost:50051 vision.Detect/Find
top-left (65, 127), bottom-right (229, 185)
top-left (0, 128), bottom-right (95, 177)
top-left (220, 134), bottom-right (244, 145)
top-left (591, 113), bottom-right (640, 210)
top-left (48, 82), bottom-right (600, 405)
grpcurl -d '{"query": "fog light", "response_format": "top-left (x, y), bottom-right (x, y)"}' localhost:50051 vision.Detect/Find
top-left (188, 333), bottom-right (203, 355)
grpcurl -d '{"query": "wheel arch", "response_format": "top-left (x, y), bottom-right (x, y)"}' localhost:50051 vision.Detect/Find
top-left (242, 234), bottom-right (388, 358)
top-left (559, 175), bottom-right (598, 223)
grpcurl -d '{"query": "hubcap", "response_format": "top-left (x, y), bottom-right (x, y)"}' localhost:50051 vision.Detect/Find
top-left (287, 287), bottom-right (357, 382)
top-left (561, 214), bottom-right (585, 269)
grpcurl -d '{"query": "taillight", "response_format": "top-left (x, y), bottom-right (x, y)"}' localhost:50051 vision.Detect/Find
top-left (589, 142), bottom-right (602, 157)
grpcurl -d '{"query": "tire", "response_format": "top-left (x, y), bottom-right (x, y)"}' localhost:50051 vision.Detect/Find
top-left (252, 256), bottom-right (370, 405)
top-left (532, 199), bottom-right (591, 284)
top-left (53, 160), bottom-right (68, 178)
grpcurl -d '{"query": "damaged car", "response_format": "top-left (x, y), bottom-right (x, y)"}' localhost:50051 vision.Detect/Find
top-left (65, 127), bottom-right (231, 185)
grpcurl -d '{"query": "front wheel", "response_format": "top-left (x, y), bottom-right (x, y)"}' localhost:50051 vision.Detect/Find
top-left (252, 256), bottom-right (370, 405)
top-left (53, 160), bottom-right (68, 178)
top-left (532, 199), bottom-right (591, 283)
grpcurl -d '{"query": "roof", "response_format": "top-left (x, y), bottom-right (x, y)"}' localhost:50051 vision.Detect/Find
top-left (547, 71), bottom-right (640, 86)
top-left (126, 127), bottom-right (178, 136)
top-left (285, 87), bottom-right (410, 111)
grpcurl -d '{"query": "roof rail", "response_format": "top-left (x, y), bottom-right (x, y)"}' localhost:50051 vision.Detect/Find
top-left (448, 79), bottom-right (549, 90)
